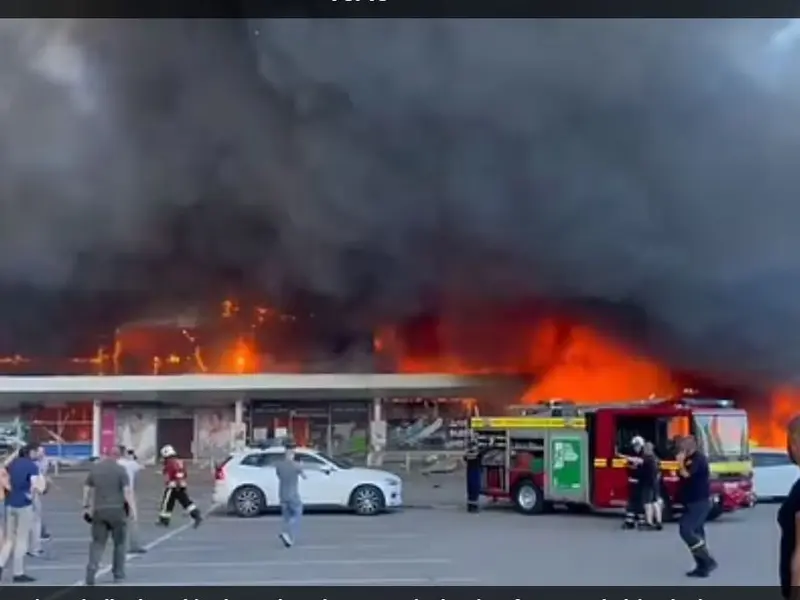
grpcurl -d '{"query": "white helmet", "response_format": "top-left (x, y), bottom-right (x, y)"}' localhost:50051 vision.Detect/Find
top-left (631, 435), bottom-right (645, 448)
top-left (160, 444), bottom-right (177, 459)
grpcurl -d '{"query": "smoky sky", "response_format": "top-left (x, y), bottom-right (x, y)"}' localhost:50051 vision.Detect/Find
top-left (0, 18), bottom-right (800, 383)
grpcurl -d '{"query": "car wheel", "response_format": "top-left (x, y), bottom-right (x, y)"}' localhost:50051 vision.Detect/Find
top-left (232, 485), bottom-right (266, 518)
top-left (349, 484), bottom-right (385, 516)
top-left (511, 478), bottom-right (545, 515)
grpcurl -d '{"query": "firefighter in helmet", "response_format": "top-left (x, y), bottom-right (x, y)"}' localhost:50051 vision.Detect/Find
top-left (622, 435), bottom-right (647, 530)
top-left (158, 444), bottom-right (202, 528)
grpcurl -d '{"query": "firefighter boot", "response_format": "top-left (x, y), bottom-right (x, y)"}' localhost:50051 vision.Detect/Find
top-left (686, 546), bottom-right (718, 578)
top-left (621, 515), bottom-right (636, 530)
top-left (157, 514), bottom-right (171, 527)
top-left (189, 507), bottom-right (203, 528)
top-left (466, 501), bottom-right (479, 514)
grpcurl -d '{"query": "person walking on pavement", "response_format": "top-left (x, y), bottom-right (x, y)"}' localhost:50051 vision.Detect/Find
top-left (676, 435), bottom-right (717, 577)
top-left (621, 435), bottom-right (646, 529)
top-left (640, 442), bottom-right (663, 530)
top-left (0, 446), bottom-right (22, 547)
top-left (157, 444), bottom-right (202, 528)
top-left (83, 446), bottom-right (136, 585)
top-left (275, 441), bottom-right (306, 548)
top-left (0, 444), bottom-right (45, 582)
top-left (34, 448), bottom-right (52, 541)
top-left (117, 447), bottom-right (146, 554)
top-left (27, 443), bottom-right (50, 558)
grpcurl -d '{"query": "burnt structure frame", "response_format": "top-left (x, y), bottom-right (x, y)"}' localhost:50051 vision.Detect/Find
top-left (4, 0), bottom-right (800, 18)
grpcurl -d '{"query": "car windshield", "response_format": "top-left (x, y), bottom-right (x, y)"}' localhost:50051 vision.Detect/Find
top-left (316, 452), bottom-right (353, 469)
top-left (692, 413), bottom-right (749, 460)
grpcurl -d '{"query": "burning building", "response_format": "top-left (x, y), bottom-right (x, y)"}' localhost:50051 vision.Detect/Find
top-left (0, 20), bottom-right (798, 457)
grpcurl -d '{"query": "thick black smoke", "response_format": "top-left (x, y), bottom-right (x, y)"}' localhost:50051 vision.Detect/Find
top-left (1, 19), bottom-right (800, 383)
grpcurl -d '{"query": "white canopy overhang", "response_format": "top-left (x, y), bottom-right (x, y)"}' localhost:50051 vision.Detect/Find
top-left (0, 373), bottom-right (528, 403)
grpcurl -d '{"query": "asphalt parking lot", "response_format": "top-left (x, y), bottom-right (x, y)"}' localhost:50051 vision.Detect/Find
top-left (17, 469), bottom-right (781, 587)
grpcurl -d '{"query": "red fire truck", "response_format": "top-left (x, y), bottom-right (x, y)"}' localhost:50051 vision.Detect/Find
top-left (469, 397), bottom-right (755, 520)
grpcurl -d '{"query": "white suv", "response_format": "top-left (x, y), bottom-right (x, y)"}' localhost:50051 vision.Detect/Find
top-left (213, 446), bottom-right (403, 517)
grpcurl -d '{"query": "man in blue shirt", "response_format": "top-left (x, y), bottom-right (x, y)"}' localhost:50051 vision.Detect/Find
top-left (677, 435), bottom-right (717, 578)
top-left (0, 444), bottom-right (44, 582)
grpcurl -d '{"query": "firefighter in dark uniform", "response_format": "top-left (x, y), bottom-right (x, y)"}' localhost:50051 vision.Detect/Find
top-left (157, 444), bottom-right (202, 528)
top-left (622, 435), bottom-right (647, 530)
top-left (464, 438), bottom-right (481, 513)
top-left (677, 435), bottom-right (717, 577)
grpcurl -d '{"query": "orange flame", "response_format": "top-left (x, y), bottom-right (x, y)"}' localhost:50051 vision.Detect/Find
top-left (376, 316), bottom-right (678, 403)
top-left (0, 294), bottom-right (791, 448)
top-left (522, 323), bottom-right (677, 403)
top-left (227, 338), bottom-right (254, 374)
top-left (750, 386), bottom-right (797, 448)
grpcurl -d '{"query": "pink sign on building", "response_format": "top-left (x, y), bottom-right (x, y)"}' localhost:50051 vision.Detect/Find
top-left (100, 407), bottom-right (117, 456)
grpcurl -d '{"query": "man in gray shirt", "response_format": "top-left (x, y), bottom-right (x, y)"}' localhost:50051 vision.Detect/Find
top-left (275, 442), bottom-right (305, 547)
top-left (82, 447), bottom-right (136, 585)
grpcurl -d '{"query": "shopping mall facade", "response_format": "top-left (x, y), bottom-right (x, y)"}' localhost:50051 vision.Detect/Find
top-left (0, 374), bottom-right (525, 466)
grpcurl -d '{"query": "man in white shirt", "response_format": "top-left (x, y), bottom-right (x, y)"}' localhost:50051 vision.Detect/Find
top-left (117, 447), bottom-right (146, 554)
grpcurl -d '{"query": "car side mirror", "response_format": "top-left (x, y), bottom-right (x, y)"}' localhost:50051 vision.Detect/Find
top-left (320, 467), bottom-right (332, 475)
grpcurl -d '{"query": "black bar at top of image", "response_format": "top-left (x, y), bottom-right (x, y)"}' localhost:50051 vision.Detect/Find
top-left (4, 0), bottom-right (800, 18)
top-left (11, 586), bottom-right (788, 600)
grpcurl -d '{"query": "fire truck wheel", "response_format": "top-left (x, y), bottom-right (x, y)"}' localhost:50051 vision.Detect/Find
top-left (511, 479), bottom-right (545, 515)
top-left (232, 485), bottom-right (267, 518)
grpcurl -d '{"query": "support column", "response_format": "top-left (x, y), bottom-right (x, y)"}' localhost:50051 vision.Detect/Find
top-left (368, 398), bottom-right (386, 467)
top-left (233, 397), bottom-right (246, 452)
top-left (91, 399), bottom-right (102, 459)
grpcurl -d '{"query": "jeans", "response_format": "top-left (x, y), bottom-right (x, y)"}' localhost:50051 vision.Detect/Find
top-left (0, 505), bottom-right (33, 576)
top-left (280, 498), bottom-right (303, 541)
top-left (679, 499), bottom-right (711, 549)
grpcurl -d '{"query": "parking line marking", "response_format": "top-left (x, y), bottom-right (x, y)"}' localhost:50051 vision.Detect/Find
top-left (354, 532), bottom-right (424, 539)
top-left (50, 501), bottom-right (221, 593)
top-left (125, 557), bottom-right (451, 569)
top-left (113, 577), bottom-right (478, 586)
top-left (91, 542), bottom-right (396, 553)
top-left (29, 564), bottom-right (95, 571)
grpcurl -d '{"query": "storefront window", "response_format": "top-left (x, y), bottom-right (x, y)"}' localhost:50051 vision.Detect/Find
top-left (249, 400), bottom-right (370, 460)
top-left (21, 403), bottom-right (94, 463)
top-left (385, 398), bottom-right (471, 451)
top-left (330, 402), bottom-right (369, 459)
top-left (0, 412), bottom-right (26, 457)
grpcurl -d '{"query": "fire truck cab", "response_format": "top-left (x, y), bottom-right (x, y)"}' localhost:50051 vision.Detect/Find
top-left (470, 397), bottom-right (755, 520)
